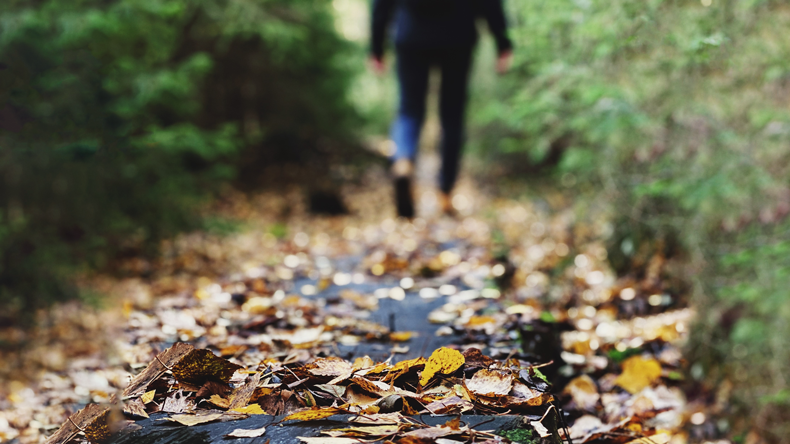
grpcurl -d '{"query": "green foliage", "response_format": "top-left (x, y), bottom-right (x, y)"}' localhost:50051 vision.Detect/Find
top-left (471, 0), bottom-right (790, 438)
top-left (0, 0), bottom-right (359, 322)
top-left (498, 427), bottom-right (538, 444)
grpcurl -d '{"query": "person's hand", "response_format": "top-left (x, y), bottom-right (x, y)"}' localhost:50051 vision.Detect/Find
top-left (369, 56), bottom-right (386, 75)
top-left (496, 50), bottom-right (513, 74)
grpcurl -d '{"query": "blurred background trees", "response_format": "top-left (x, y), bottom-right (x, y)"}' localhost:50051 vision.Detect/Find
top-left (466, 0), bottom-right (790, 438)
top-left (0, 0), bottom-right (361, 319)
top-left (1, 0), bottom-right (788, 439)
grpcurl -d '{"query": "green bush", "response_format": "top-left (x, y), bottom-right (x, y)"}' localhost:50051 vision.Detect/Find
top-left (472, 0), bottom-right (790, 439)
top-left (0, 0), bottom-right (359, 322)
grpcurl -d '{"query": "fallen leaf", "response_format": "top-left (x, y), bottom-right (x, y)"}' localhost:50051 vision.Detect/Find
top-left (324, 425), bottom-right (401, 437)
top-left (306, 357), bottom-right (353, 377)
top-left (465, 369), bottom-right (513, 396)
top-left (389, 331), bottom-right (413, 342)
top-left (563, 375), bottom-right (600, 410)
top-left (230, 404), bottom-right (266, 415)
top-left (229, 371), bottom-right (261, 409)
top-left (226, 426), bottom-right (267, 438)
top-left (47, 404), bottom-right (114, 444)
top-left (420, 347), bottom-right (465, 386)
top-left (282, 407), bottom-right (345, 422)
top-left (352, 356), bottom-right (375, 371)
top-left (141, 390), bottom-right (156, 404)
top-left (531, 420), bottom-right (551, 438)
top-left (349, 412), bottom-right (404, 424)
top-left (170, 349), bottom-right (243, 385)
top-left (405, 424), bottom-right (466, 439)
top-left (165, 413), bottom-right (225, 426)
top-left (161, 390), bottom-right (193, 413)
top-left (615, 356), bottom-right (662, 394)
top-left (123, 343), bottom-right (194, 398)
top-left (420, 396), bottom-right (473, 415)
top-left (123, 398), bottom-right (149, 419)
top-left (461, 348), bottom-right (496, 370)
top-left (207, 394), bottom-right (230, 409)
top-left (315, 384), bottom-right (347, 398)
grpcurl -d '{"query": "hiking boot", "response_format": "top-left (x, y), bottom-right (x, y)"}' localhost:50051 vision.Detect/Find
top-left (439, 192), bottom-right (457, 217)
top-left (394, 177), bottom-right (415, 218)
top-left (392, 159), bottom-right (415, 218)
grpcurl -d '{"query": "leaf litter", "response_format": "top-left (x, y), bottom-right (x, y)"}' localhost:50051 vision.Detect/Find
top-left (0, 169), bottom-right (700, 443)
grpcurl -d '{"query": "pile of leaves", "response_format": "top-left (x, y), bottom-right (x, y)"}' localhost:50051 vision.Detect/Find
top-left (47, 344), bottom-right (558, 444)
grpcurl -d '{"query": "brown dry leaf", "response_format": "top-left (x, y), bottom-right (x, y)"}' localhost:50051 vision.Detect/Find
top-left (615, 356), bottom-right (662, 394)
top-left (282, 407), bottom-right (345, 422)
top-left (503, 382), bottom-right (554, 408)
top-left (306, 357), bottom-right (353, 377)
top-left (123, 343), bottom-right (194, 398)
top-left (344, 386), bottom-right (380, 407)
top-left (465, 369), bottom-right (513, 396)
top-left (461, 348), bottom-right (495, 370)
top-left (563, 375), bottom-right (600, 410)
top-left (419, 347), bottom-right (465, 386)
top-left (349, 412), bottom-right (405, 425)
top-left (196, 381), bottom-right (231, 399)
top-left (405, 424), bottom-right (466, 439)
top-left (165, 413), bottom-right (225, 426)
top-left (229, 371), bottom-right (262, 409)
top-left (207, 394), bottom-right (230, 409)
top-left (47, 404), bottom-right (111, 444)
top-left (123, 398), bottom-right (149, 419)
top-left (141, 390), bottom-right (156, 404)
top-left (324, 425), bottom-right (401, 437)
top-left (420, 396), bottom-right (473, 415)
top-left (351, 375), bottom-right (389, 395)
top-left (170, 349), bottom-right (243, 385)
top-left (226, 426), bottom-right (267, 438)
top-left (230, 404), bottom-right (266, 415)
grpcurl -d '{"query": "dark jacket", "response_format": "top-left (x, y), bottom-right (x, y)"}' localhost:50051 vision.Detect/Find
top-left (371, 0), bottom-right (513, 59)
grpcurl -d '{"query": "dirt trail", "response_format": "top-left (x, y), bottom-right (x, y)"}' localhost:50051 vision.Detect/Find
top-left (0, 152), bottom-right (694, 443)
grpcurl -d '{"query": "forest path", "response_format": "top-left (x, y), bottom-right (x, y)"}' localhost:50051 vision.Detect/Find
top-left (1, 151), bottom-right (693, 444)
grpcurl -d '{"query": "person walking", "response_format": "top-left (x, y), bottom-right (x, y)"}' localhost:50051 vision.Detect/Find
top-left (371, 0), bottom-right (513, 218)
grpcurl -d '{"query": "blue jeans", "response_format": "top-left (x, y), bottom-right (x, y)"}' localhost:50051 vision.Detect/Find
top-left (391, 45), bottom-right (474, 194)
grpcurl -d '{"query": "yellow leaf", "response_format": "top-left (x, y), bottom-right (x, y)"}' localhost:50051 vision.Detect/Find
top-left (390, 357), bottom-right (426, 374)
top-left (352, 356), bottom-right (375, 371)
top-left (141, 390), bottom-right (156, 404)
top-left (282, 407), bottom-right (344, 422)
top-left (208, 394), bottom-right (230, 409)
top-left (614, 356), bottom-right (662, 394)
top-left (230, 404), bottom-right (266, 415)
top-left (419, 347), bottom-right (465, 386)
top-left (389, 331), bottom-right (414, 342)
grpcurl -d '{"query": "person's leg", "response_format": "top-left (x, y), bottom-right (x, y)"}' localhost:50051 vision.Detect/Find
top-left (391, 47), bottom-right (431, 218)
top-left (437, 46), bottom-right (474, 199)
top-left (392, 47), bottom-right (431, 163)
